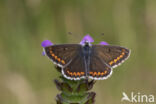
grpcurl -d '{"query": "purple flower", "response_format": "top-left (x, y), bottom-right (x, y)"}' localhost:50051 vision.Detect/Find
top-left (80, 34), bottom-right (94, 45)
top-left (41, 40), bottom-right (53, 56)
top-left (99, 41), bottom-right (109, 45)
top-left (41, 40), bottom-right (53, 47)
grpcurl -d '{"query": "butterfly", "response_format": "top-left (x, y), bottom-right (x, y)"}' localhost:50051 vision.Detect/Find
top-left (43, 41), bottom-right (130, 80)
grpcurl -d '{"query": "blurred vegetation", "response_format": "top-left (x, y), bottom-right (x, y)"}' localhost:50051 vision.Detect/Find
top-left (0, 0), bottom-right (156, 104)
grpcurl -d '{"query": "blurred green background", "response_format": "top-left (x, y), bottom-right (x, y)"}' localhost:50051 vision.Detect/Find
top-left (0, 0), bottom-right (156, 104)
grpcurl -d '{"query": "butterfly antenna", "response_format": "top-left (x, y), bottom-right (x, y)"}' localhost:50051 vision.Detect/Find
top-left (67, 32), bottom-right (84, 43)
top-left (67, 32), bottom-right (78, 43)
top-left (100, 32), bottom-right (107, 43)
top-left (67, 32), bottom-right (72, 35)
top-left (101, 33), bottom-right (104, 36)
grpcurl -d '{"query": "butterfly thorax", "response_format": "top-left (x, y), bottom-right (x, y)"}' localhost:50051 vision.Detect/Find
top-left (82, 42), bottom-right (92, 76)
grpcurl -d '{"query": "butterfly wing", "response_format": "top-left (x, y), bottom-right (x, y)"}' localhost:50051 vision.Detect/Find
top-left (44, 44), bottom-right (81, 67)
top-left (92, 45), bottom-right (130, 68)
top-left (62, 51), bottom-right (86, 80)
top-left (88, 45), bottom-right (130, 80)
top-left (89, 52), bottom-right (112, 80)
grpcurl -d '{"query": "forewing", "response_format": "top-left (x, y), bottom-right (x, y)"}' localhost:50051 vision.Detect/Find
top-left (92, 45), bottom-right (130, 68)
top-left (44, 44), bottom-right (81, 67)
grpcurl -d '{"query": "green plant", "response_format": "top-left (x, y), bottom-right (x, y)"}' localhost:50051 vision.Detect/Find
top-left (55, 66), bottom-right (96, 104)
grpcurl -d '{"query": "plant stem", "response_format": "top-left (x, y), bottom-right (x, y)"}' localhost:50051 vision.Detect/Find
top-left (54, 66), bottom-right (96, 104)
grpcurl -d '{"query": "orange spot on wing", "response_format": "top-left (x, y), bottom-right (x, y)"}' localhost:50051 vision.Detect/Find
top-left (67, 70), bottom-right (72, 76)
top-left (109, 50), bottom-right (126, 66)
top-left (77, 72), bottom-right (80, 76)
top-left (51, 53), bottom-right (55, 57)
top-left (122, 52), bottom-right (125, 55)
top-left (61, 60), bottom-right (65, 64)
top-left (67, 70), bottom-right (70, 74)
top-left (54, 56), bottom-right (58, 59)
top-left (90, 71), bottom-right (110, 76)
top-left (93, 72), bottom-right (97, 76)
top-left (101, 72), bottom-right (104, 75)
top-left (109, 61), bottom-right (113, 65)
top-left (81, 72), bottom-right (84, 75)
top-left (67, 70), bottom-right (85, 77)
top-left (104, 70), bottom-right (107, 74)
top-left (73, 72), bottom-right (76, 76)
top-left (117, 57), bottom-right (120, 60)
top-left (120, 55), bottom-right (123, 58)
top-left (50, 51), bottom-right (53, 54)
top-left (114, 59), bottom-right (117, 63)
top-left (57, 58), bottom-right (61, 62)
top-left (90, 72), bottom-right (93, 75)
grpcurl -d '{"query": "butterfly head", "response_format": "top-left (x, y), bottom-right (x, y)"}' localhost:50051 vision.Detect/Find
top-left (80, 34), bottom-right (94, 46)
top-left (83, 41), bottom-right (92, 47)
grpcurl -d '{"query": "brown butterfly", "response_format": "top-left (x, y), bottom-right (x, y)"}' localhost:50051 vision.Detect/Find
top-left (43, 41), bottom-right (130, 80)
